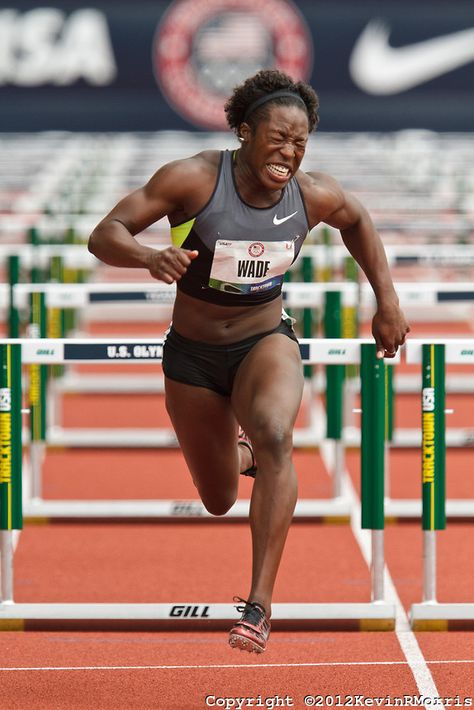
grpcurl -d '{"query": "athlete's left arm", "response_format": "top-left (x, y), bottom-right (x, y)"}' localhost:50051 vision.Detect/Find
top-left (305, 172), bottom-right (410, 358)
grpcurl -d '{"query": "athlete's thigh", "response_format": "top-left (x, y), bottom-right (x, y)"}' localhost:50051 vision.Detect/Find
top-left (164, 377), bottom-right (239, 490)
top-left (231, 333), bottom-right (304, 433)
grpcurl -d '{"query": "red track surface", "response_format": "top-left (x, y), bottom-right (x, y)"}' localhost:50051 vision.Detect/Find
top-left (1, 318), bottom-right (474, 709)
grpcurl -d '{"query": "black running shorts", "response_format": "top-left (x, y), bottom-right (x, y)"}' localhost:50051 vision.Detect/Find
top-left (162, 319), bottom-right (298, 397)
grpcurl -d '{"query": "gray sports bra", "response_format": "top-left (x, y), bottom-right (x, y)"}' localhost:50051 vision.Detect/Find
top-left (170, 149), bottom-right (310, 306)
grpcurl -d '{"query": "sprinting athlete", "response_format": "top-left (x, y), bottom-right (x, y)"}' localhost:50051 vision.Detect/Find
top-left (88, 69), bottom-right (410, 654)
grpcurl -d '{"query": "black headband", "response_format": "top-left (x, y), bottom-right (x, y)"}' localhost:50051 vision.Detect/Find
top-left (242, 90), bottom-right (307, 123)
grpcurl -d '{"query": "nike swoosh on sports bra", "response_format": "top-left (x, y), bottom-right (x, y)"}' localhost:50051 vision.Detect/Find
top-left (170, 150), bottom-right (310, 306)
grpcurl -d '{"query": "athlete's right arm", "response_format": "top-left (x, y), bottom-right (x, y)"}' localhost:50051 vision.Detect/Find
top-left (88, 158), bottom-right (201, 284)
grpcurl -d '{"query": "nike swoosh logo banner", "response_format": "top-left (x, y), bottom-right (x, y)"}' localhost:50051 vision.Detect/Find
top-left (273, 211), bottom-right (298, 226)
top-left (349, 20), bottom-right (474, 94)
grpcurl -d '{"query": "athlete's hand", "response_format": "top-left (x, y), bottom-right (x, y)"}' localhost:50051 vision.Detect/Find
top-left (146, 247), bottom-right (199, 284)
top-left (372, 302), bottom-right (410, 359)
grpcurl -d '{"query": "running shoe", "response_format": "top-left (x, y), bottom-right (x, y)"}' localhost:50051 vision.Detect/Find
top-left (228, 597), bottom-right (271, 653)
top-left (238, 427), bottom-right (257, 478)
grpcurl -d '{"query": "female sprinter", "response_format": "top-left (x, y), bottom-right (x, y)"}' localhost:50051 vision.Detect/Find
top-left (88, 69), bottom-right (410, 654)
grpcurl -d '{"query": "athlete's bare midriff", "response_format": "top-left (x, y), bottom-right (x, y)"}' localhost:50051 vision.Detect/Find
top-left (171, 289), bottom-right (284, 343)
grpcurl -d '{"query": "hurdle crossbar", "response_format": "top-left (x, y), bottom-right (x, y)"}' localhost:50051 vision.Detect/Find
top-left (360, 281), bottom-right (474, 307)
top-left (0, 244), bottom-right (98, 273)
top-left (21, 498), bottom-right (352, 523)
top-left (12, 280), bottom-right (359, 310)
top-left (13, 279), bottom-right (474, 310)
top-left (10, 335), bottom-right (385, 364)
top-left (0, 338), bottom-right (396, 628)
top-left (299, 243), bottom-right (474, 270)
top-left (0, 602), bottom-right (395, 631)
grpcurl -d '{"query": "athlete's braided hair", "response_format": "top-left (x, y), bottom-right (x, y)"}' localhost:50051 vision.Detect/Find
top-left (224, 69), bottom-right (319, 135)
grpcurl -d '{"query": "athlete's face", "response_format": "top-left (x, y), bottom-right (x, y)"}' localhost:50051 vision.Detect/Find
top-left (242, 104), bottom-right (309, 189)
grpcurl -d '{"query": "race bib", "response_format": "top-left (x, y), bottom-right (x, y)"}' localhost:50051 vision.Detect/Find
top-left (209, 239), bottom-right (294, 295)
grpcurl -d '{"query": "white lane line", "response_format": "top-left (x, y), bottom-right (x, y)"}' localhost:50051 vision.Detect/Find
top-left (0, 659), bottom-right (472, 672)
top-left (316, 398), bottom-right (445, 710)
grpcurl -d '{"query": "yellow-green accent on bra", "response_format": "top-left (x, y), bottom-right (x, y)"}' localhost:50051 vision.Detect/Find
top-left (170, 218), bottom-right (195, 248)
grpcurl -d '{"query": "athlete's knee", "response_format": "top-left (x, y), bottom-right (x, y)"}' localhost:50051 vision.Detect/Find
top-left (251, 416), bottom-right (293, 462)
top-left (201, 491), bottom-right (237, 517)
top-left (197, 477), bottom-right (239, 516)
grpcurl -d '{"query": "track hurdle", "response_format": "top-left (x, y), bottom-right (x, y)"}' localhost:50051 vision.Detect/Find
top-left (21, 334), bottom-right (388, 523)
top-left (406, 340), bottom-right (474, 629)
top-left (0, 337), bottom-right (396, 630)
top-left (0, 244), bottom-right (98, 340)
top-left (14, 281), bottom-right (361, 519)
top-left (299, 243), bottom-right (474, 392)
top-left (362, 287), bottom-right (474, 521)
top-left (360, 282), bottom-right (474, 448)
top-left (13, 280), bottom-right (359, 446)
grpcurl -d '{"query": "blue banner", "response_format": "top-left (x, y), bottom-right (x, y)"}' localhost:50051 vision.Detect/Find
top-left (1, 0), bottom-right (473, 131)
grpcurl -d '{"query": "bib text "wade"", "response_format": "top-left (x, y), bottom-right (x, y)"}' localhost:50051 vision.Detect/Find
top-left (237, 260), bottom-right (270, 278)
